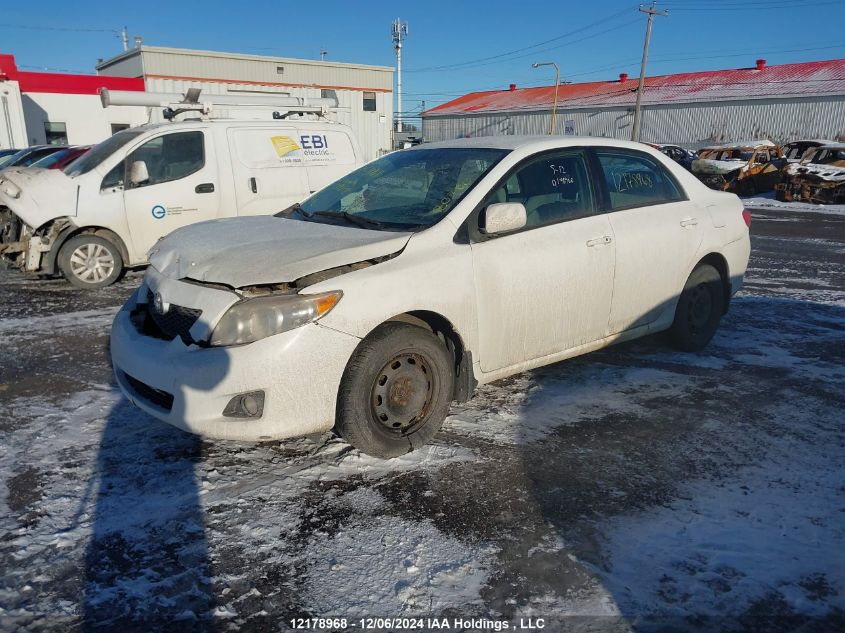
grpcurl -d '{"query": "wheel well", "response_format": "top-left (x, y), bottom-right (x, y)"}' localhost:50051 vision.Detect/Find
top-left (384, 311), bottom-right (476, 402)
top-left (47, 226), bottom-right (129, 274)
top-left (696, 253), bottom-right (731, 313)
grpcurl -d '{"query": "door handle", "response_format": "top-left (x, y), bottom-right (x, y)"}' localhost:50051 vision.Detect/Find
top-left (680, 217), bottom-right (698, 228)
top-left (586, 236), bottom-right (612, 247)
top-left (195, 183), bottom-right (215, 194)
top-left (249, 177), bottom-right (258, 193)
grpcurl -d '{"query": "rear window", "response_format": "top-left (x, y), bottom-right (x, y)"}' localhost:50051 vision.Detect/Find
top-left (596, 150), bottom-right (685, 210)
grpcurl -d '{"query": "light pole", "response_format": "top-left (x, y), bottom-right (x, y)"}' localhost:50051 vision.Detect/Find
top-left (532, 62), bottom-right (560, 135)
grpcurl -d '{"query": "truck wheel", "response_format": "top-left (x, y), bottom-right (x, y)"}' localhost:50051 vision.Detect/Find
top-left (335, 322), bottom-right (455, 459)
top-left (58, 234), bottom-right (124, 289)
top-left (669, 264), bottom-right (725, 352)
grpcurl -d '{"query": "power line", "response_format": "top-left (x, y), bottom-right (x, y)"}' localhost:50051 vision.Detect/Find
top-left (18, 64), bottom-right (91, 73)
top-left (404, 5), bottom-right (639, 73)
top-left (0, 22), bottom-right (119, 33)
top-left (407, 19), bottom-right (641, 75)
top-left (661, 0), bottom-right (840, 10)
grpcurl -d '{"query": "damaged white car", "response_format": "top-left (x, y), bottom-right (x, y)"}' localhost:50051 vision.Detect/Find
top-left (111, 136), bottom-right (751, 458)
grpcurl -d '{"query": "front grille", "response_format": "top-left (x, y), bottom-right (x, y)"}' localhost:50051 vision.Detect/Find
top-left (122, 371), bottom-right (174, 411)
top-left (130, 290), bottom-right (203, 345)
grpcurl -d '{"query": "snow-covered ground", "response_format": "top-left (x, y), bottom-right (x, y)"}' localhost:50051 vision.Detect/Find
top-left (742, 191), bottom-right (845, 216)
top-left (1, 208), bottom-right (843, 632)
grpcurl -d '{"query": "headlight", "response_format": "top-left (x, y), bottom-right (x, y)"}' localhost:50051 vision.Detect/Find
top-left (209, 291), bottom-right (342, 347)
top-left (1, 181), bottom-right (21, 199)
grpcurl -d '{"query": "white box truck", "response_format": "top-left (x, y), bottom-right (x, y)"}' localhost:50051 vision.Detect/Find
top-left (0, 89), bottom-right (363, 288)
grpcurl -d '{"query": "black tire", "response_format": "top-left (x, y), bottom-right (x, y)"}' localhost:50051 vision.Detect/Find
top-left (335, 322), bottom-right (455, 459)
top-left (669, 264), bottom-right (725, 352)
top-left (58, 234), bottom-right (124, 289)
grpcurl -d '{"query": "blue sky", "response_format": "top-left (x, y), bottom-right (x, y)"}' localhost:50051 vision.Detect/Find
top-left (1, 0), bottom-right (843, 122)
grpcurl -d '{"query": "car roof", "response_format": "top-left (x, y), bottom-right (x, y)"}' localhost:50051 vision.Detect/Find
top-left (785, 139), bottom-right (832, 146)
top-left (413, 135), bottom-right (662, 152)
top-left (817, 143), bottom-right (845, 150)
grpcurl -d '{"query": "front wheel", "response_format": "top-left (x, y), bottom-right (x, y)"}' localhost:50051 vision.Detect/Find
top-left (668, 264), bottom-right (725, 352)
top-left (335, 322), bottom-right (455, 459)
top-left (58, 234), bottom-right (124, 289)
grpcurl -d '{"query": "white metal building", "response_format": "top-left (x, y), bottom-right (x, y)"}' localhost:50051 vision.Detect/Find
top-left (97, 46), bottom-right (394, 161)
top-left (0, 53), bottom-right (148, 149)
top-left (422, 59), bottom-right (845, 148)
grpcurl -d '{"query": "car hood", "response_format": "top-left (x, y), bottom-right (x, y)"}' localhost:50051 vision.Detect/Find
top-left (148, 216), bottom-right (413, 288)
top-left (692, 158), bottom-right (747, 175)
top-left (0, 168), bottom-right (78, 228)
top-left (785, 161), bottom-right (845, 182)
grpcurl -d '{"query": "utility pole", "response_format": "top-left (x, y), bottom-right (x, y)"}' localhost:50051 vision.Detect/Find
top-left (121, 26), bottom-right (129, 52)
top-left (631, 2), bottom-right (668, 142)
top-left (392, 18), bottom-right (409, 133)
top-left (320, 49), bottom-right (327, 61)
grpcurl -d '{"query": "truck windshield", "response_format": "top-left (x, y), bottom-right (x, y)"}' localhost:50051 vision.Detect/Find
top-left (280, 147), bottom-right (508, 231)
top-left (64, 129), bottom-right (146, 177)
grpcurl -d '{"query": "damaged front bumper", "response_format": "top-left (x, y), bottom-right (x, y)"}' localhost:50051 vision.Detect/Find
top-left (0, 207), bottom-right (67, 273)
top-left (110, 272), bottom-right (362, 441)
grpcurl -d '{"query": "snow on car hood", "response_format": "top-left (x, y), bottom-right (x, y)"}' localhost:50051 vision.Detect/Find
top-left (148, 216), bottom-right (413, 288)
top-left (785, 161), bottom-right (845, 182)
top-left (0, 168), bottom-right (78, 228)
top-left (692, 159), bottom-right (747, 175)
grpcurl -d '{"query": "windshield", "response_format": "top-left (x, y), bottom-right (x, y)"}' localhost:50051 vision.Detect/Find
top-left (64, 128), bottom-right (145, 177)
top-left (811, 149), bottom-right (845, 164)
top-left (281, 147), bottom-right (508, 231)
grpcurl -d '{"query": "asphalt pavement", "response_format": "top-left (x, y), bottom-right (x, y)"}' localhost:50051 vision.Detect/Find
top-left (0, 206), bottom-right (843, 632)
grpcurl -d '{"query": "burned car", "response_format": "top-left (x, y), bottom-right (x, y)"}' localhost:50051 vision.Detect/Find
top-left (644, 143), bottom-right (696, 171)
top-left (775, 143), bottom-right (845, 204)
top-left (692, 141), bottom-right (786, 195)
top-left (782, 139), bottom-right (832, 164)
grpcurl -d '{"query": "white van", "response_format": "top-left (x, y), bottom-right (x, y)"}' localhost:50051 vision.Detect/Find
top-left (0, 116), bottom-right (361, 287)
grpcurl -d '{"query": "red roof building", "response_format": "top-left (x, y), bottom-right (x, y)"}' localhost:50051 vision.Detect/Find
top-left (422, 59), bottom-right (845, 147)
top-left (0, 53), bottom-right (146, 149)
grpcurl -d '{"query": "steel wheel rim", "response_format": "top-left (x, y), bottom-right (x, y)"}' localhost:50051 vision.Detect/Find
top-left (687, 283), bottom-right (713, 333)
top-left (371, 352), bottom-right (434, 435)
top-left (69, 243), bottom-right (115, 283)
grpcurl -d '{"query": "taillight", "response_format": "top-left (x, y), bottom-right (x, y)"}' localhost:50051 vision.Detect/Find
top-left (742, 208), bottom-right (752, 228)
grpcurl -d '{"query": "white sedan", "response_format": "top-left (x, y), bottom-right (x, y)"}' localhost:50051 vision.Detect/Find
top-left (110, 136), bottom-right (751, 458)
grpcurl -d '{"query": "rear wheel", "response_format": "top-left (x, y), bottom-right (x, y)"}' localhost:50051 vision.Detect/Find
top-left (58, 234), bottom-right (124, 289)
top-left (669, 264), bottom-right (725, 352)
top-left (335, 322), bottom-right (455, 459)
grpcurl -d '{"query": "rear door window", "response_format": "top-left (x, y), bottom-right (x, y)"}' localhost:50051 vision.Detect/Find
top-left (595, 150), bottom-right (685, 211)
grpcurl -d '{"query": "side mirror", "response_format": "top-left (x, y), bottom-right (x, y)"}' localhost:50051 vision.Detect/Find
top-left (481, 202), bottom-right (527, 235)
top-left (128, 160), bottom-right (149, 186)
